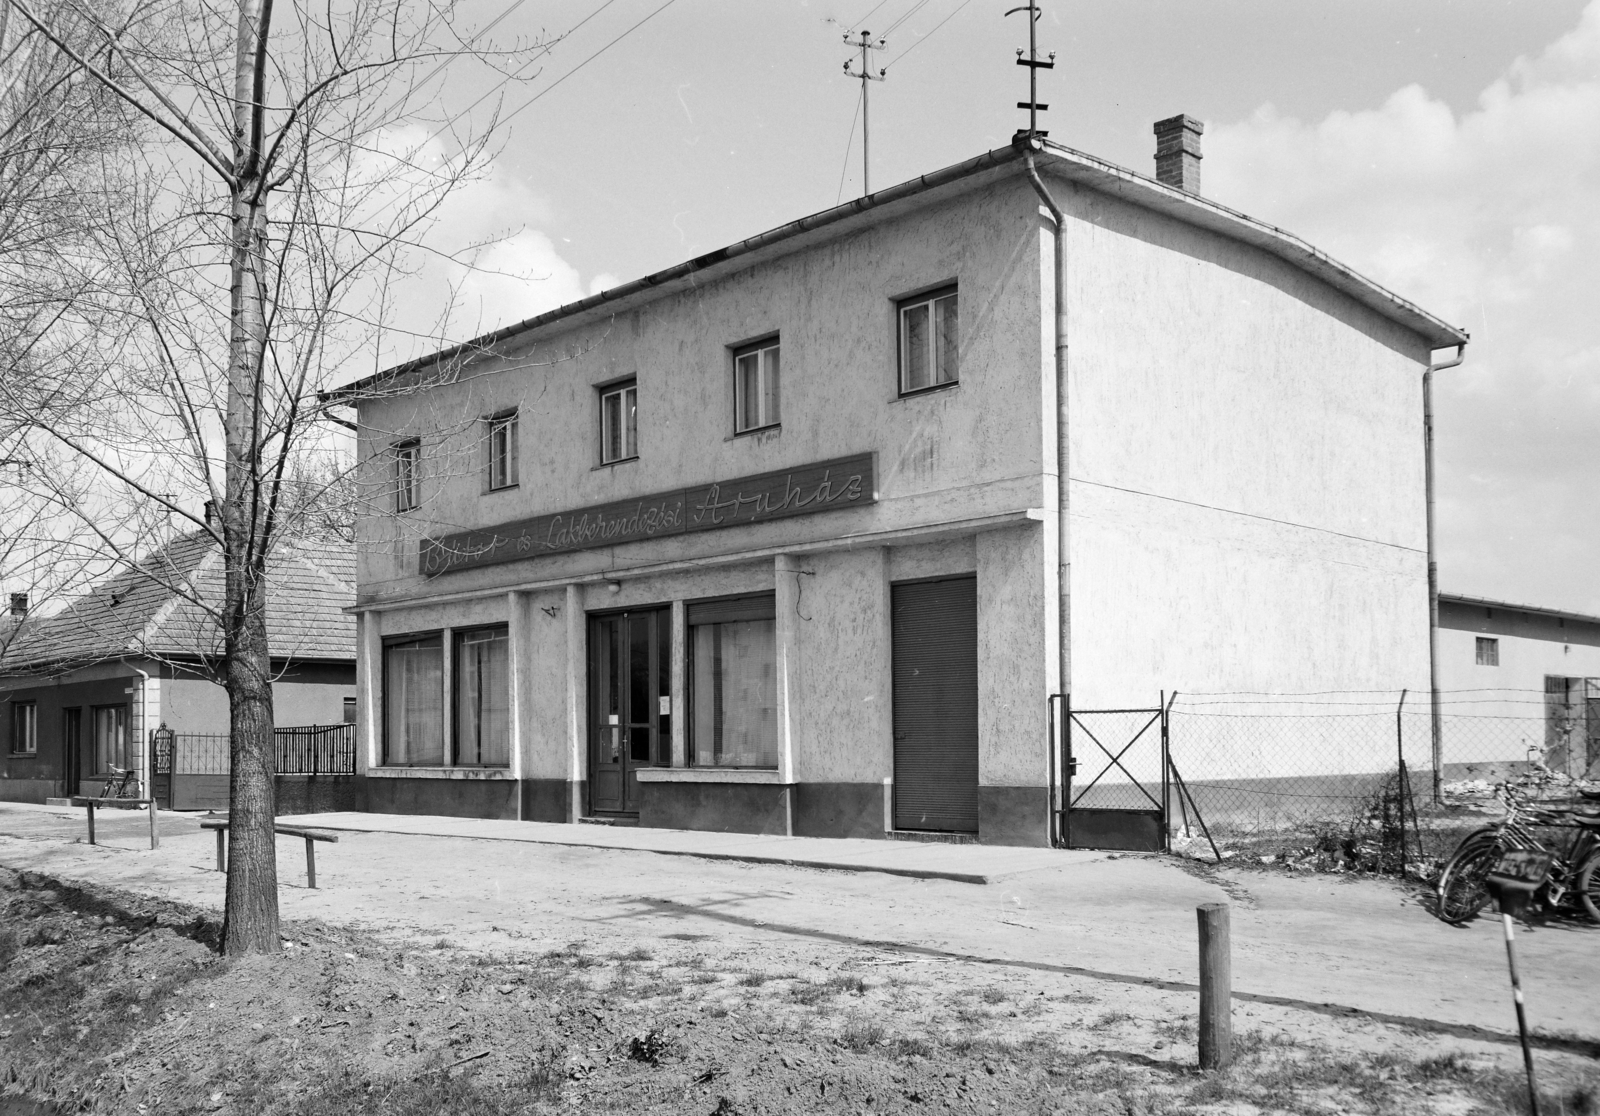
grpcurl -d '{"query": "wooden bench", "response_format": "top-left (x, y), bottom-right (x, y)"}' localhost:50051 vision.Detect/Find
top-left (70, 795), bottom-right (159, 850)
top-left (200, 819), bottom-right (339, 888)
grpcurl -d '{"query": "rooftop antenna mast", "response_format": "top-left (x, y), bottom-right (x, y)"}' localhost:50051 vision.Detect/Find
top-left (842, 30), bottom-right (886, 194)
top-left (1006, 3), bottom-right (1054, 139)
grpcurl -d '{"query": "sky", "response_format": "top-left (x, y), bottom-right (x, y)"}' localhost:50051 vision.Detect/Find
top-left (391, 0), bottom-right (1599, 616)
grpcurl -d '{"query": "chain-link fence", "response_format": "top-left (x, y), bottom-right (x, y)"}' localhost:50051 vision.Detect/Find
top-left (1166, 688), bottom-right (1599, 866)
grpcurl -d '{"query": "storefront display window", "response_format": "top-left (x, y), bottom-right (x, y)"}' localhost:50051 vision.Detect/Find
top-left (454, 626), bottom-right (510, 766)
top-left (689, 596), bottom-right (778, 769)
top-left (384, 635), bottom-right (444, 765)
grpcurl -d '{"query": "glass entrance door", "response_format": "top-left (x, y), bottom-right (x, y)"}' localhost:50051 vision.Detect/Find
top-left (588, 608), bottom-right (671, 815)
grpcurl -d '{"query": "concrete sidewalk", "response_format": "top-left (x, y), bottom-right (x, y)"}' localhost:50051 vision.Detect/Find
top-left (280, 811), bottom-right (1099, 884)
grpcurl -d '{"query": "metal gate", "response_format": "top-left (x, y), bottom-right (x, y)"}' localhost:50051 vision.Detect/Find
top-left (1054, 698), bottom-right (1168, 851)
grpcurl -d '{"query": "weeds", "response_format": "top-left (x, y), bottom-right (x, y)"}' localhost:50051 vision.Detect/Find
top-left (838, 1018), bottom-right (885, 1051)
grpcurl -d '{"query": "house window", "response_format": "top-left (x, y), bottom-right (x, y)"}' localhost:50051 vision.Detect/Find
top-left (734, 338), bottom-right (781, 433)
top-left (342, 696), bottom-right (357, 724)
top-left (689, 595), bottom-right (778, 769)
top-left (486, 412), bottom-right (517, 490)
top-left (93, 705), bottom-right (128, 773)
top-left (384, 635), bottom-right (443, 765)
top-left (600, 381), bottom-right (637, 464)
top-left (1475, 637), bottom-right (1499, 666)
top-left (454, 626), bottom-right (510, 767)
top-left (10, 702), bottom-right (36, 755)
top-left (898, 285), bottom-right (958, 393)
top-left (394, 440), bottom-right (421, 512)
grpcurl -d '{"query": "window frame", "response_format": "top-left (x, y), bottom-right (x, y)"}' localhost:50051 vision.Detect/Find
top-left (732, 336), bottom-right (781, 435)
top-left (598, 380), bottom-right (638, 465)
top-left (485, 411), bottom-right (518, 492)
top-left (896, 283), bottom-right (960, 396)
top-left (687, 593), bottom-right (779, 771)
top-left (91, 704), bottom-right (128, 774)
top-left (1475, 636), bottom-right (1499, 667)
top-left (10, 701), bottom-right (37, 755)
top-left (394, 439), bottom-right (421, 512)
top-left (382, 632), bottom-right (445, 767)
top-left (452, 624), bottom-right (511, 768)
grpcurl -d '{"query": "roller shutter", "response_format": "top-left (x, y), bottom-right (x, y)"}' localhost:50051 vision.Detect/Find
top-left (892, 576), bottom-right (979, 832)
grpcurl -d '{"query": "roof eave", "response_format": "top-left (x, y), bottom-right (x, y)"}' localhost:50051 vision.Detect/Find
top-left (328, 136), bottom-right (1468, 399)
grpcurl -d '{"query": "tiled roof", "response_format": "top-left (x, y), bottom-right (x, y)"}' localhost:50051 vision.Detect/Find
top-left (0, 531), bottom-right (355, 674)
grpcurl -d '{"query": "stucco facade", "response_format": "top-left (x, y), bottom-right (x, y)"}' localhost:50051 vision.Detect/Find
top-left (339, 137), bottom-right (1466, 846)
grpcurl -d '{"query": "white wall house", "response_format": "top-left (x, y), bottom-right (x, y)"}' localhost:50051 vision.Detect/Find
top-left (1436, 594), bottom-right (1600, 778)
top-left (332, 127), bottom-right (1467, 847)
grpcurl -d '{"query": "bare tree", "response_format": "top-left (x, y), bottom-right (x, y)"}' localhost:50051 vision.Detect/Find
top-left (3, 0), bottom-right (543, 953)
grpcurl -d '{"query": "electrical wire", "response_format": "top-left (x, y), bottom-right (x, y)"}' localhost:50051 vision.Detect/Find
top-left (498, 0), bottom-right (681, 128)
top-left (884, 0), bottom-right (976, 70)
top-left (834, 85), bottom-right (863, 205)
top-left (881, 0), bottom-right (935, 38)
top-left (850, 0), bottom-right (896, 33)
top-left (419, 0), bottom-right (625, 151)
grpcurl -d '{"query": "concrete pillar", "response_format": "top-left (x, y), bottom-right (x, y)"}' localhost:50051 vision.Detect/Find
top-left (564, 583), bottom-right (585, 822)
top-left (359, 610), bottom-right (381, 772)
top-left (775, 554), bottom-right (802, 835)
top-left (507, 590), bottom-right (528, 819)
top-left (670, 598), bottom-right (687, 767)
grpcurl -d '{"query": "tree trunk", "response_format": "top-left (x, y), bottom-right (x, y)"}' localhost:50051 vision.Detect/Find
top-left (220, 0), bottom-right (280, 956)
top-left (222, 584), bottom-right (279, 953)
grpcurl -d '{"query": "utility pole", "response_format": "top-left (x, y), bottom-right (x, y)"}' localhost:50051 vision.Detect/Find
top-left (1006, 4), bottom-right (1054, 138)
top-left (842, 31), bottom-right (886, 194)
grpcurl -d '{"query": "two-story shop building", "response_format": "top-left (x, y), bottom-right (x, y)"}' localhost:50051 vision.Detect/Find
top-left (332, 128), bottom-right (1468, 846)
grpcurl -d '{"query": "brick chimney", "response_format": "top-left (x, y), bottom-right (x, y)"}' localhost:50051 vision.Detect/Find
top-left (8, 592), bottom-right (26, 617)
top-left (1153, 114), bottom-right (1204, 194)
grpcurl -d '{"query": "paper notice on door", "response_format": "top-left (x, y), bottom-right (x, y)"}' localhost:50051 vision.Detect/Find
top-left (608, 714), bottom-right (619, 725)
top-left (659, 696), bottom-right (671, 716)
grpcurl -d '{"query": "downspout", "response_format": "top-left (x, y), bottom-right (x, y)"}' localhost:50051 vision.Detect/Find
top-left (1424, 341), bottom-right (1467, 803)
top-left (1023, 142), bottom-right (1070, 846)
top-left (130, 666), bottom-right (151, 803)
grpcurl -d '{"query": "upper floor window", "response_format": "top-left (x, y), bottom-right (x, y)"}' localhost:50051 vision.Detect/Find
top-left (734, 338), bottom-right (781, 434)
top-left (898, 285), bottom-right (958, 394)
top-left (600, 381), bottom-right (637, 464)
top-left (486, 411), bottom-right (518, 491)
top-left (394, 439), bottom-right (421, 512)
top-left (10, 702), bottom-right (36, 755)
top-left (1475, 637), bottom-right (1499, 666)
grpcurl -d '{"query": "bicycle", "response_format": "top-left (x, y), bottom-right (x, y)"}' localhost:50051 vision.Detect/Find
top-left (98, 765), bottom-right (142, 801)
top-left (1436, 771), bottom-right (1600, 924)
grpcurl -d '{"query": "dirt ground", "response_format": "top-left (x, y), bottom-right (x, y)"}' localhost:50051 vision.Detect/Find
top-left (1, 807), bottom-right (1597, 1114)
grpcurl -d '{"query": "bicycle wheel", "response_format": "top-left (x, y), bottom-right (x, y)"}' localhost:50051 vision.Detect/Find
top-left (1577, 851), bottom-right (1600, 923)
top-left (1437, 832), bottom-right (1501, 924)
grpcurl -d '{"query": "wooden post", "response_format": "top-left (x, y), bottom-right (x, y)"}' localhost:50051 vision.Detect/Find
top-left (1197, 902), bottom-right (1232, 1069)
top-left (305, 837), bottom-right (317, 889)
top-left (86, 802), bottom-right (96, 846)
top-left (149, 800), bottom-right (159, 850)
top-left (216, 827), bottom-right (226, 872)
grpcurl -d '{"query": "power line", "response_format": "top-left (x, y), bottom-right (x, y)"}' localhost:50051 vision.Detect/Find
top-left (834, 85), bottom-right (863, 205)
top-left (849, 0), bottom-right (895, 32)
top-left (884, 0), bottom-right (976, 70)
top-left (499, 0), bottom-right (682, 128)
top-left (423, 0), bottom-right (625, 148)
top-left (881, 0), bottom-right (935, 37)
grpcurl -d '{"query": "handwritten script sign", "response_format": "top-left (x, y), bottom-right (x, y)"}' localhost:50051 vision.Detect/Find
top-left (421, 453), bottom-right (876, 576)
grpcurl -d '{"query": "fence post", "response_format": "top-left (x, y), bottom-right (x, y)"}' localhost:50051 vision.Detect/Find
top-left (1197, 902), bottom-right (1232, 1069)
top-left (1395, 689), bottom-right (1409, 873)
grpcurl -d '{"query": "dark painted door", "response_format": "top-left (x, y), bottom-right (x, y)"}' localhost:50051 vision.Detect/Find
top-left (589, 608), bottom-right (671, 815)
top-left (61, 708), bottom-right (83, 797)
top-left (891, 576), bottom-right (979, 833)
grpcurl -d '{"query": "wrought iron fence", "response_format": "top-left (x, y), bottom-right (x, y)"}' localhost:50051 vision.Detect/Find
top-left (275, 723), bottom-right (357, 775)
top-left (150, 724), bottom-right (357, 777)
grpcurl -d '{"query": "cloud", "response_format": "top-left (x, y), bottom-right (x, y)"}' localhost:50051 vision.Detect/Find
top-left (359, 128), bottom-right (603, 364)
top-left (1205, 1), bottom-right (1600, 614)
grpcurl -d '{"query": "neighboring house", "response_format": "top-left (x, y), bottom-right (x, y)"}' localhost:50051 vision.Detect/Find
top-left (330, 125), bottom-right (1466, 847)
top-left (0, 530), bottom-right (357, 808)
top-left (1437, 593), bottom-right (1600, 779)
